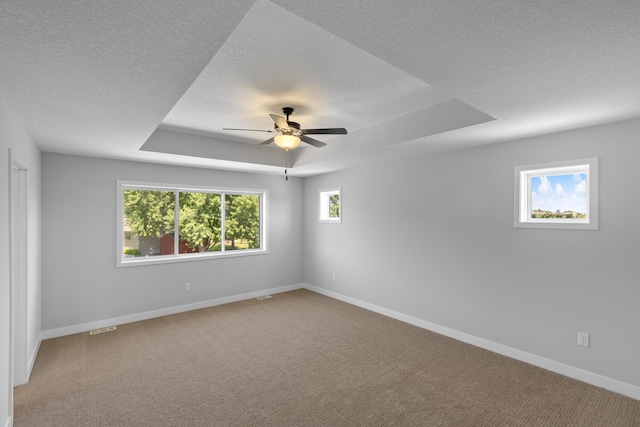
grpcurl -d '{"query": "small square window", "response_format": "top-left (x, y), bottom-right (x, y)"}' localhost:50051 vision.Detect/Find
top-left (514, 158), bottom-right (598, 230)
top-left (319, 188), bottom-right (341, 223)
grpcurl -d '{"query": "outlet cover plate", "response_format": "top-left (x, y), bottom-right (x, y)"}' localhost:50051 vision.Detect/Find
top-left (578, 332), bottom-right (590, 347)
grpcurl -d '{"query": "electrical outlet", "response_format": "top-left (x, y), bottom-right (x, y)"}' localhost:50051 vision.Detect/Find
top-left (184, 283), bottom-right (191, 292)
top-left (578, 332), bottom-right (590, 347)
top-left (332, 273), bottom-right (336, 281)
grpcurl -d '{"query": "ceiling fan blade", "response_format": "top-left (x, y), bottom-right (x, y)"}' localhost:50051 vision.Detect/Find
top-left (301, 128), bottom-right (347, 135)
top-left (300, 134), bottom-right (327, 148)
top-left (269, 114), bottom-right (290, 130)
top-left (223, 128), bottom-right (274, 133)
top-left (259, 137), bottom-right (275, 146)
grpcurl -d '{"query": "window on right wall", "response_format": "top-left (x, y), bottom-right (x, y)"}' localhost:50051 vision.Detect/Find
top-left (319, 188), bottom-right (341, 223)
top-left (514, 158), bottom-right (598, 230)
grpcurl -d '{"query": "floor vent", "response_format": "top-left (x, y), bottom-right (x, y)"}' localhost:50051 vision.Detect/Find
top-left (256, 295), bottom-right (272, 301)
top-left (89, 326), bottom-right (117, 335)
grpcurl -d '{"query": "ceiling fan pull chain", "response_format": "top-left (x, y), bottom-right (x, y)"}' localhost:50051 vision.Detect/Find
top-left (284, 150), bottom-right (290, 181)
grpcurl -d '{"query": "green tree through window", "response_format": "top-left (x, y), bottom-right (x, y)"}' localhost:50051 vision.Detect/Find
top-left (179, 192), bottom-right (221, 252)
top-left (319, 189), bottom-right (341, 223)
top-left (122, 187), bottom-right (263, 259)
top-left (329, 193), bottom-right (340, 218)
top-left (123, 190), bottom-right (174, 238)
top-left (225, 194), bottom-right (260, 250)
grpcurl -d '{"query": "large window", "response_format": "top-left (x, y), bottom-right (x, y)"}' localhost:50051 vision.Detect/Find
top-left (118, 181), bottom-right (267, 266)
top-left (514, 158), bottom-right (598, 230)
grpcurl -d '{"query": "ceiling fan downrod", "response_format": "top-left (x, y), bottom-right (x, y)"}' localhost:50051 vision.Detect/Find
top-left (282, 107), bottom-right (294, 121)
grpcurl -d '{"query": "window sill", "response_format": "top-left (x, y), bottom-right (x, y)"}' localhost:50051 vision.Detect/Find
top-left (319, 219), bottom-right (341, 224)
top-left (117, 249), bottom-right (268, 268)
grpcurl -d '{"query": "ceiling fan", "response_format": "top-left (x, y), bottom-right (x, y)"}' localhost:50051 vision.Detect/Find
top-left (223, 107), bottom-right (347, 151)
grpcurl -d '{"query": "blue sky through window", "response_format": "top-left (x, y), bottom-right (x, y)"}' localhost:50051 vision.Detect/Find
top-left (531, 173), bottom-right (587, 214)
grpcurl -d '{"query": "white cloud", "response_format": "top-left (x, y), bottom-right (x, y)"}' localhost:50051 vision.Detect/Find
top-left (555, 183), bottom-right (565, 197)
top-left (538, 176), bottom-right (553, 196)
top-left (575, 179), bottom-right (586, 195)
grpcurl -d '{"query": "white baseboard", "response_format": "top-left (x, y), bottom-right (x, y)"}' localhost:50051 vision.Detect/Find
top-left (303, 283), bottom-right (640, 401)
top-left (4, 415), bottom-right (12, 427)
top-left (42, 284), bottom-right (303, 340)
top-left (37, 282), bottom-right (640, 400)
top-left (27, 333), bottom-right (42, 380)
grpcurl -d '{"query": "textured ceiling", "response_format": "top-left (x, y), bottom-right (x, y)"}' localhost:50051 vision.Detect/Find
top-left (1, 1), bottom-right (640, 176)
top-left (160, 0), bottom-right (452, 141)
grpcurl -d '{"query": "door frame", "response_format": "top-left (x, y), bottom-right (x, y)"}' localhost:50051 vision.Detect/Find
top-left (9, 149), bottom-right (28, 387)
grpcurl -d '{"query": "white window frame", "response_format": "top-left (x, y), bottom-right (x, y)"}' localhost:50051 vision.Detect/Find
top-left (514, 158), bottom-right (598, 230)
top-left (117, 180), bottom-right (268, 267)
top-left (319, 188), bottom-right (341, 223)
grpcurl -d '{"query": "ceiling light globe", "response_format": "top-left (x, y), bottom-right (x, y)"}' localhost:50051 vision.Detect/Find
top-left (274, 134), bottom-right (300, 151)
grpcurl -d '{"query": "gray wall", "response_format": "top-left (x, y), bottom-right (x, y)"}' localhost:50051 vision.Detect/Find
top-left (303, 117), bottom-right (640, 389)
top-left (4, 110), bottom-right (638, 427)
top-left (0, 96), bottom-right (42, 426)
top-left (41, 153), bottom-right (304, 331)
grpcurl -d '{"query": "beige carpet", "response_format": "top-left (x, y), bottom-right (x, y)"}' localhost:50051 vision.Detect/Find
top-left (14, 289), bottom-right (640, 426)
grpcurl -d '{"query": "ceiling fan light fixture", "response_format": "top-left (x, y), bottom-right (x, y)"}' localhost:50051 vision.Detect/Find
top-left (274, 134), bottom-right (300, 151)
top-left (224, 107), bottom-right (345, 149)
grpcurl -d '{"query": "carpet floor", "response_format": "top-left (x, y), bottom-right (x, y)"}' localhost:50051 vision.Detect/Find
top-left (14, 289), bottom-right (640, 426)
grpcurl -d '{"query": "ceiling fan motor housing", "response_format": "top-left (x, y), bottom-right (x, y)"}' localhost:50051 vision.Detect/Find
top-left (224, 105), bottom-right (344, 148)
top-left (274, 120), bottom-right (302, 136)
top-left (277, 107), bottom-right (301, 135)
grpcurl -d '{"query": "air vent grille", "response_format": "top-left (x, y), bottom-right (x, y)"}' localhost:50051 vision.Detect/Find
top-left (89, 326), bottom-right (117, 335)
